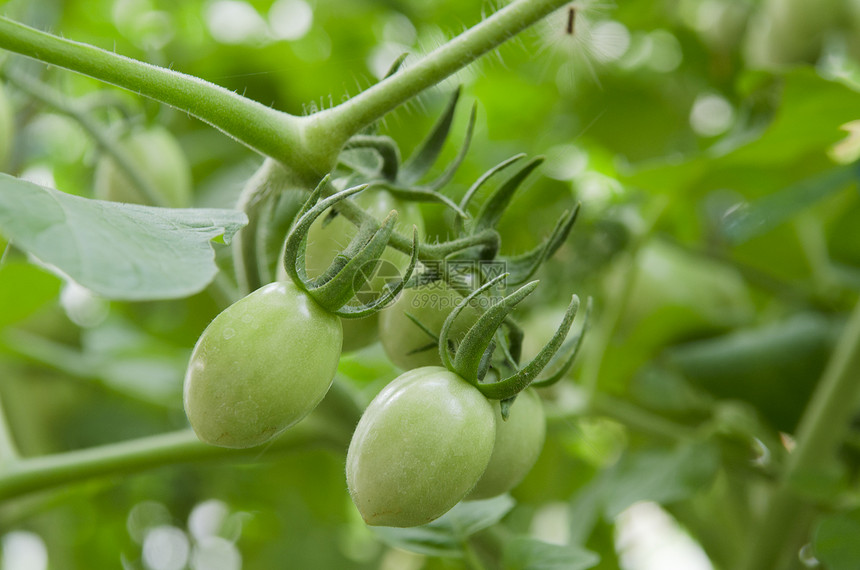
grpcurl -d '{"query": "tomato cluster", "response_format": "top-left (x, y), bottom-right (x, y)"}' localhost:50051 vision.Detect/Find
top-left (180, 91), bottom-right (577, 526)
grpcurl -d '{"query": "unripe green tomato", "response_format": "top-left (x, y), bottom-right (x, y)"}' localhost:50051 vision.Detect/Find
top-left (0, 82), bottom-right (14, 170)
top-left (466, 389), bottom-right (546, 500)
top-left (279, 188), bottom-right (424, 352)
top-left (183, 281), bottom-right (343, 448)
top-left (379, 283), bottom-right (481, 370)
top-left (94, 126), bottom-right (192, 208)
top-left (346, 366), bottom-right (495, 527)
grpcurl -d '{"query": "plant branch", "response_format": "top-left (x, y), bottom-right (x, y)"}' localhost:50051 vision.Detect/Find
top-left (0, 414), bottom-right (347, 502)
top-left (0, 16), bottom-right (304, 171)
top-left (588, 394), bottom-right (698, 441)
top-left (2, 67), bottom-right (168, 207)
top-left (740, 299), bottom-right (860, 570)
top-left (309, 0), bottom-right (570, 144)
top-left (580, 197), bottom-right (669, 398)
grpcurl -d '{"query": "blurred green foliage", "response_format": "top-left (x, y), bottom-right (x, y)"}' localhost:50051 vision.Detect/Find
top-left (3, 0), bottom-right (860, 568)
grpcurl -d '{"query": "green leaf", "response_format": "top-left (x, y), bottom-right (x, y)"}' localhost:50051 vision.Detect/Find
top-left (721, 165), bottom-right (857, 244)
top-left (0, 175), bottom-right (246, 300)
top-left (602, 441), bottom-right (720, 519)
top-left (814, 510), bottom-right (860, 570)
top-left (625, 69), bottom-right (860, 199)
top-left (372, 496), bottom-right (514, 558)
top-left (0, 261), bottom-right (62, 328)
top-left (441, 495), bottom-right (515, 537)
top-left (504, 537), bottom-right (599, 570)
top-left (372, 524), bottom-right (461, 558)
top-left (665, 312), bottom-right (838, 432)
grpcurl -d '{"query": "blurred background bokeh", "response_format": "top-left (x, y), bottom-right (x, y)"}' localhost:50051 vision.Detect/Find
top-left (2, 0), bottom-right (860, 568)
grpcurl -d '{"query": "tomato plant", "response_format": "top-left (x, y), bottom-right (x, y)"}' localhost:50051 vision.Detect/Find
top-left (2, 1), bottom-right (860, 569)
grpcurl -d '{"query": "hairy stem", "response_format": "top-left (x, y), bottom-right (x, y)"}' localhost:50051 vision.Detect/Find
top-left (308, 0), bottom-right (570, 145)
top-left (589, 394), bottom-right (697, 441)
top-left (0, 0), bottom-right (568, 180)
top-left (2, 68), bottom-right (167, 207)
top-left (0, 16), bottom-right (302, 170)
top-left (0, 414), bottom-right (347, 502)
top-left (740, 300), bottom-right (860, 570)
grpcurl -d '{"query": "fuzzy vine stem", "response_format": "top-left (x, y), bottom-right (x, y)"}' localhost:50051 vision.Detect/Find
top-left (1, 67), bottom-right (167, 207)
top-left (308, 0), bottom-right (570, 147)
top-left (739, 299), bottom-right (860, 570)
top-left (0, 16), bottom-right (304, 172)
top-left (0, 0), bottom-right (569, 179)
top-left (0, 414), bottom-right (348, 503)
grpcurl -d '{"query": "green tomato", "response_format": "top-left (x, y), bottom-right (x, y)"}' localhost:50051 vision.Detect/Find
top-left (183, 280), bottom-right (343, 448)
top-left (466, 389), bottom-right (546, 500)
top-left (94, 126), bottom-right (192, 208)
top-left (346, 366), bottom-right (495, 527)
top-left (378, 283), bottom-right (481, 370)
top-left (279, 188), bottom-right (424, 352)
top-left (0, 82), bottom-right (14, 170)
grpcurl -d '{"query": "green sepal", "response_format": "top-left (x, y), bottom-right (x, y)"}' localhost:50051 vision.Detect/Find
top-left (334, 226), bottom-right (420, 319)
top-left (282, 177), bottom-right (364, 285)
top-left (496, 328), bottom-right (519, 370)
top-left (457, 153), bottom-right (526, 233)
top-left (405, 311), bottom-right (441, 343)
top-left (400, 87), bottom-right (461, 184)
top-left (437, 273), bottom-right (508, 376)
top-left (531, 297), bottom-right (592, 388)
top-left (384, 53), bottom-right (409, 79)
top-left (501, 204), bottom-right (580, 285)
top-left (452, 281), bottom-right (538, 384)
top-left (476, 339), bottom-right (496, 382)
top-left (499, 396), bottom-right (516, 421)
top-left (381, 183), bottom-right (469, 218)
top-left (473, 157), bottom-right (543, 234)
top-left (343, 135), bottom-right (401, 181)
top-left (420, 102), bottom-right (477, 193)
top-left (478, 294), bottom-right (580, 400)
top-left (309, 216), bottom-right (386, 288)
top-left (406, 341), bottom-right (439, 356)
top-left (281, 180), bottom-right (419, 318)
top-left (312, 211), bottom-right (398, 310)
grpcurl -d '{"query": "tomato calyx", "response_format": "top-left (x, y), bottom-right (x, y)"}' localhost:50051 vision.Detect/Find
top-left (337, 87), bottom-right (474, 219)
top-left (456, 153), bottom-right (583, 286)
top-left (435, 273), bottom-right (589, 401)
top-left (282, 176), bottom-right (419, 318)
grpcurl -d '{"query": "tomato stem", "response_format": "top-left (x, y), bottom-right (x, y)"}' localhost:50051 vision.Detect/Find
top-left (0, 0), bottom-right (569, 180)
top-left (307, 0), bottom-right (571, 146)
top-left (0, 415), bottom-right (348, 503)
top-left (740, 299), bottom-right (860, 570)
top-left (0, 16), bottom-right (310, 173)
